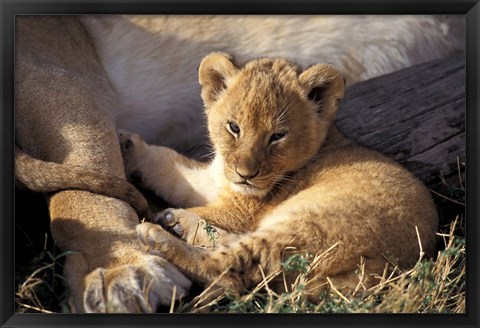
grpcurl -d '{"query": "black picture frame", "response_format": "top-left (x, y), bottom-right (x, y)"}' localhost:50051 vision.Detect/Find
top-left (1, 1), bottom-right (478, 327)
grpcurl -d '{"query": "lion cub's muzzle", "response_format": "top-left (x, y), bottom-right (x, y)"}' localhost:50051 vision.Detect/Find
top-left (232, 155), bottom-right (262, 181)
top-left (226, 167), bottom-right (273, 197)
top-left (235, 168), bottom-right (260, 182)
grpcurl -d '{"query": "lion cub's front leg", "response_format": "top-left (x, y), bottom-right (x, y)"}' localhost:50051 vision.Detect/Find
top-left (137, 222), bottom-right (251, 293)
top-left (119, 130), bottom-right (216, 208)
top-left (136, 222), bottom-right (285, 294)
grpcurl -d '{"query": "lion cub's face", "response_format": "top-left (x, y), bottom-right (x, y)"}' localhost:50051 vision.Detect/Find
top-left (198, 53), bottom-right (345, 197)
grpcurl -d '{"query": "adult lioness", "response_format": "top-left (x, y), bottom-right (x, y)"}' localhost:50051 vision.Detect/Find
top-left (122, 53), bottom-right (438, 296)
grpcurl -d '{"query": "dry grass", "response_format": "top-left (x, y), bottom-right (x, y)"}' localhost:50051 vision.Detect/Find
top-left (15, 235), bottom-right (72, 313)
top-left (171, 216), bottom-right (465, 314)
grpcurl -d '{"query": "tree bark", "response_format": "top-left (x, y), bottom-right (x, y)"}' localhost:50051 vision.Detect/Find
top-left (337, 53), bottom-right (465, 198)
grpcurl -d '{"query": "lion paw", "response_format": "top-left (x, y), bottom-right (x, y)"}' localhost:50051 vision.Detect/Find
top-left (136, 222), bottom-right (174, 253)
top-left (118, 129), bottom-right (146, 153)
top-left (83, 254), bottom-right (191, 313)
top-left (118, 129), bottom-right (149, 181)
top-left (153, 209), bottom-right (205, 243)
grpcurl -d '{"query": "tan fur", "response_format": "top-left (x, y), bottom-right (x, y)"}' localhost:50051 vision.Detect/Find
top-left (15, 146), bottom-right (151, 219)
top-left (16, 15), bottom-right (455, 312)
top-left (15, 16), bottom-right (191, 313)
top-left (126, 53), bottom-right (439, 297)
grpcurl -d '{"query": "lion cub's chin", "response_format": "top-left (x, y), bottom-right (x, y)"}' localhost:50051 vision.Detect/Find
top-left (230, 182), bottom-right (269, 198)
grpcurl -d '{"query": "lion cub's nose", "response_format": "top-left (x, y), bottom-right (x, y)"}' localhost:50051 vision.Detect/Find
top-left (235, 168), bottom-right (260, 181)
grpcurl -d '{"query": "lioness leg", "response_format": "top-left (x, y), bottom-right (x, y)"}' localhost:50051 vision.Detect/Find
top-left (16, 16), bottom-right (190, 312)
top-left (50, 191), bottom-right (190, 313)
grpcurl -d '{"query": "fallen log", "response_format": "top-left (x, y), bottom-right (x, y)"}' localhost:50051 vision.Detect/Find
top-left (336, 53), bottom-right (465, 223)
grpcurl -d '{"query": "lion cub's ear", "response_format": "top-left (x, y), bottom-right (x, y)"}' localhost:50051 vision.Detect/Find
top-left (199, 52), bottom-right (239, 107)
top-left (299, 64), bottom-right (345, 119)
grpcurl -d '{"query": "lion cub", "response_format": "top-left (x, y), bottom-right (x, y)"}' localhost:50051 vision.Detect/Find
top-left (121, 53), bottom-right (438, 296)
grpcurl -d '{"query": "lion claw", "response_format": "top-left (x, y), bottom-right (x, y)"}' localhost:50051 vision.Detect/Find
top-left (154, 209), bottom-right (184, 237)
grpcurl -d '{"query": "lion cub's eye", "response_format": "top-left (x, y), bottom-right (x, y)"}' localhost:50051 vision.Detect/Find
top-left (269, 132), bottom-right (287, 145)
top-left (227, 121), bottom-right (241, 137)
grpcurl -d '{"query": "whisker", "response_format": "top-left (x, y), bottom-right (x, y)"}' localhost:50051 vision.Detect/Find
top-left (199, 151), bottom-right (217, 160)
top-left (275, 98), bottom-right (294, 126)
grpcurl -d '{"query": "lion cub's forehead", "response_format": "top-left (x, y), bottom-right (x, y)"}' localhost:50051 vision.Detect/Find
top-left (228, 58), bottom-right (304, 121)
top-left (240, 58), bottom-right (302, 86)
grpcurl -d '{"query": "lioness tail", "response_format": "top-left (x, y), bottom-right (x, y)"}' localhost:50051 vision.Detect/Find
top-left (15, 146), bottom-right (151, 219)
